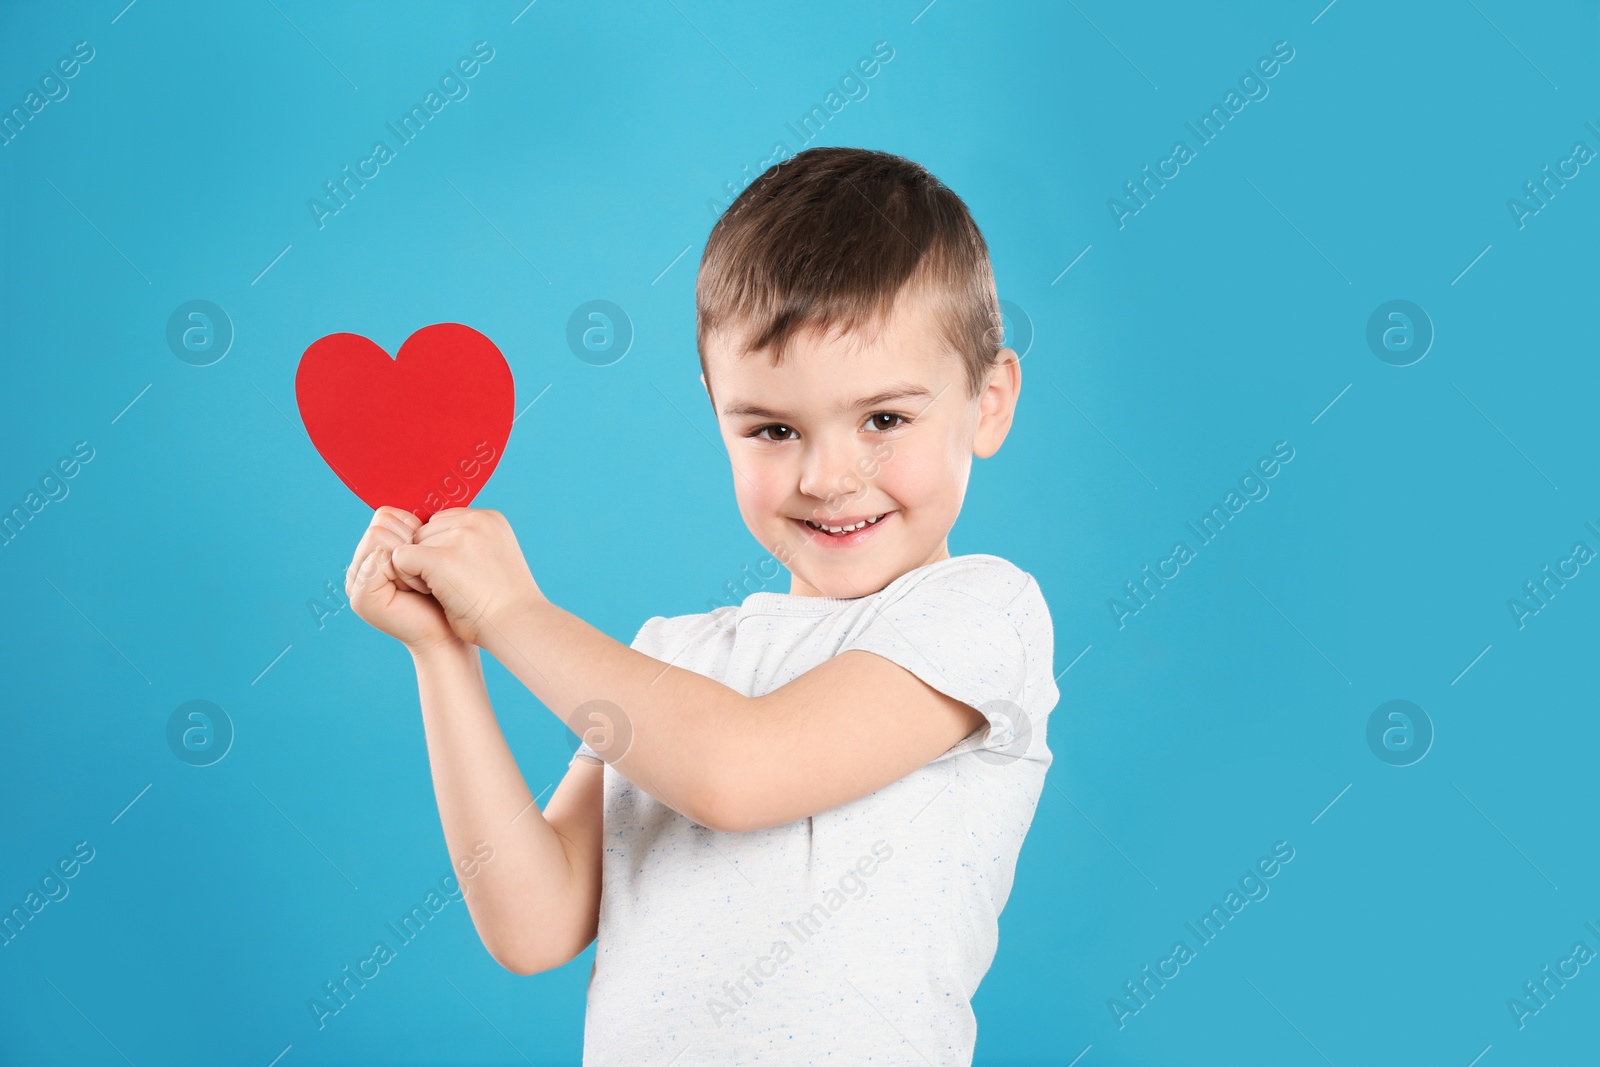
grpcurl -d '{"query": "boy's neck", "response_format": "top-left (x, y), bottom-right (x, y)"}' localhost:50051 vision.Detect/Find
top-left (786, 538), bottom-right (952, 597)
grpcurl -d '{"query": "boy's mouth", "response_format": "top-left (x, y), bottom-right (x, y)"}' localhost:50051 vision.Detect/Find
top-left (791, 510), bottom-right (894, 545)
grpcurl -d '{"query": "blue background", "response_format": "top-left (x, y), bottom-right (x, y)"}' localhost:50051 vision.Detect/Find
top-left (3, 1), bottom-right (1598, 1063)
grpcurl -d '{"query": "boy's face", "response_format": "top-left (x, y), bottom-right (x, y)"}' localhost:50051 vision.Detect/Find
top-left (701, 284), bottom-right (1020, 599)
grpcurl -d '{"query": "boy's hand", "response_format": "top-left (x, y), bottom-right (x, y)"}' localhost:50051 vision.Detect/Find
top-left (346, 506), bottom-right (465, 655)
top-left (389, 508), bottom-right (544, 647)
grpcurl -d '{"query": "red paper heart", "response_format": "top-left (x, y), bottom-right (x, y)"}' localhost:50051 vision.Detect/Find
top-left (295, 323), bottom-right (514, 522)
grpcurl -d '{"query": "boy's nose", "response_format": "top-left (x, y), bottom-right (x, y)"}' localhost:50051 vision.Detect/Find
top-left (797, 434), bottom-right (868, 507)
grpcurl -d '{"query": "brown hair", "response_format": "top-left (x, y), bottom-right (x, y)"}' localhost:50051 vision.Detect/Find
top-left (695, 147), bottom-right (1004, 403)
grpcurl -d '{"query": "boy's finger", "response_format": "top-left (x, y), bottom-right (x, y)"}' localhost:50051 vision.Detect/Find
top-left (350, 545), bottom-right (432, 601)
top-left (373, 504), bottom-right (422, 529)
top-left (373, 548), bottom-right (427, 598)
top-left (349, 540), bottom-right (393, 592)
top-left (371, 506), bottom-right (423, 541)
top-left (416, 508), bottom-right (473, 539)
top-left (389, 543), bottom-right (434, 595)
top-left (351, 547), bottom-right (390, 597)
top-left (396, 564), bottom-right (432, 596)
top-left (348, 532), bottom-right (394, 585)
top-left (348, 509), bottom-right (427, 591)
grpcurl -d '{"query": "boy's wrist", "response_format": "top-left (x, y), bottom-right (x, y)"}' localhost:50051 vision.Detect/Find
top-left (479, 584), bottom-right (549, 651)
top-left (408, 634), bottom-right (476, 665)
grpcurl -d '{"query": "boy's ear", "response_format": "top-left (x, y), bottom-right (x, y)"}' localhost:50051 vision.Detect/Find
top-left (972, 350), bottom-right (1021, 460)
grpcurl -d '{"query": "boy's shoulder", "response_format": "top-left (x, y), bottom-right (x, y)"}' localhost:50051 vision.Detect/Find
top-left (877, 552), bottom-right (1045, 616)
top-left (626, 604), bottom-right (738, 653)
top-left (629, 554), bottom-right (1047, 649)
top-left (898, 551), bottom-right (1036, 590)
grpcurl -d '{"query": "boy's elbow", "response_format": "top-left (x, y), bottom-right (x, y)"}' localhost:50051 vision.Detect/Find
top-left (690, 769), bottom-right (751, 834)
top-left (489, 945), bottom-right (547, 976)
top-left (684, 696), bottom-right (780, 833)
top-left (485, 932), bottom-right (588, 977)
top-left (694, 769), bottom-right (789, 834)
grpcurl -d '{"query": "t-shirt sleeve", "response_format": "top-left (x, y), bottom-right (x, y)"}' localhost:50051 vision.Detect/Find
top-left (569, 616), bottom-right (665, 765)
top-left (837, 557), bottom-right (1057, 766)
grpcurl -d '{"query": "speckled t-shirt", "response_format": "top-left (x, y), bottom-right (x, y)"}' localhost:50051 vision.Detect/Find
top-left (570, 553), bottom-right (1058, 1065)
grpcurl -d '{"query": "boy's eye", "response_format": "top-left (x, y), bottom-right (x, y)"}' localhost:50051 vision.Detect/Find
top-left (743, 413), bottom-right (909, 442)
top-left (748, 424), bottom-right (797, 442)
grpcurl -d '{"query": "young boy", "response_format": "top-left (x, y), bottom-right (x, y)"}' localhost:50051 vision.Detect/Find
top-left (347, 146), bottom-right (1058, 1065)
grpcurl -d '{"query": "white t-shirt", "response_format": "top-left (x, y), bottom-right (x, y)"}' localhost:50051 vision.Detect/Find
top-left (569, 553), bottom-right (1058, 1066)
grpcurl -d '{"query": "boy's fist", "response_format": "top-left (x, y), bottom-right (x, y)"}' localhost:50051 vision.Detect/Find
top-left (389, 507), bottom-right (543, 647)
top-left (347, 506), bottom-right (463, 654)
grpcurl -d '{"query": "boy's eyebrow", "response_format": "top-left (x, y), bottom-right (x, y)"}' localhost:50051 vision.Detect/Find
top-left (721, 383), bottom-right (934, 420)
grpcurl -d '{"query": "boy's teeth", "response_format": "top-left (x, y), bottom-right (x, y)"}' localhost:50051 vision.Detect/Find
top-left (806, 514), bottom-right (884, 534)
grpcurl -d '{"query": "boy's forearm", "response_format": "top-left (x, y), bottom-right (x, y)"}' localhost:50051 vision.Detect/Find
top-left (410, 640), bottom-right (582, 969)
top-left (477, 597), bottom-right (743, 826)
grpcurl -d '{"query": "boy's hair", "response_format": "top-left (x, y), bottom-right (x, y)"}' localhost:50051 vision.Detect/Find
top-left (695, 147), bottom-right (1004, 402)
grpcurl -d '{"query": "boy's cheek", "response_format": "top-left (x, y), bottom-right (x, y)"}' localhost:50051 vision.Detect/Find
top-left (735, 482), bottom-right (793, 526)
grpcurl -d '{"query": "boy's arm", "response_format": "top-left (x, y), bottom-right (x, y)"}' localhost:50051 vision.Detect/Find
top-left (411, 640), bottom-right (603, 973)
top-left (479, 598), bottom-right (986, 834)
